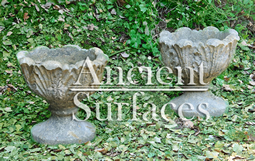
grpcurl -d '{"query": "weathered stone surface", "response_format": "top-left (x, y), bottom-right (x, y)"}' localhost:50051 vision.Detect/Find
top-left (31, 114), bottom-right (96, 145)
top-left (159, 26), bottom-right (239, 85)
top-left (17, 45), bottom-right (108, 145)
top-left (170, 91), bottom-right (228, 118)
top-left (159, 27), bottom-right (239, 117)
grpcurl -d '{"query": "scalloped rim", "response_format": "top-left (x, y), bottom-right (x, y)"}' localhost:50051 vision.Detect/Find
top-left (16, 45), bottom-right (109, 70)
top-left (159, 26), bottom-right (240, 48)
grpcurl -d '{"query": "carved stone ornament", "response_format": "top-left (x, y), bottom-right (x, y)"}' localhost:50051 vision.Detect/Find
top-left (17, 45), bottom-right (108, 145)
top-left (159, 26), bottom-right (240, 117)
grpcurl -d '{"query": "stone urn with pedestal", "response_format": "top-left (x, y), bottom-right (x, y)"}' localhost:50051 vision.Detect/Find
top-left (159, 26), bottom-right (239, 117)
top-left (17, 45), bottom-right (108, 145)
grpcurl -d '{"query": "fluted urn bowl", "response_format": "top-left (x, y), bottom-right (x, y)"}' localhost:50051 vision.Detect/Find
top-left (17, 45), bottom-right (108, 145)
top-left (159, 26), bottom-right (239, 117)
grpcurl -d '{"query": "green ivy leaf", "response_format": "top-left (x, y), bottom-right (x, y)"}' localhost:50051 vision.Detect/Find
top-left (139, 3), bottom-right (147, 13)
top-left (233, 143), bottom-right (243, 154)
top-left (3, 40), bottom-right (12, 45)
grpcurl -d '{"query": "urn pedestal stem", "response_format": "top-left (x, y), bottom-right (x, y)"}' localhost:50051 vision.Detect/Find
top-left (170, 89), bottom-right (227, 118)
top-left (31, 108), bottom-right (96, 145)
top-left (31, 107), bottom-right (95, 145)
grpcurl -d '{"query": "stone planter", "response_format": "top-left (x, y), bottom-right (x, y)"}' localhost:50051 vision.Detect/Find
top-left (17, 45), bottom-right (108, 145)
top-left (159, 26), bottom-right (239, 117)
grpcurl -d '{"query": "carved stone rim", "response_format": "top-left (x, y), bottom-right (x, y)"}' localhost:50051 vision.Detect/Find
top-left (159, 26), bottom-right (240, 48)
top-left (16, 45), bottom-right (109, 70)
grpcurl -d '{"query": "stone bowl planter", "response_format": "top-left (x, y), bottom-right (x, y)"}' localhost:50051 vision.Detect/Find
top-left (17, 45), bottom-right (108, 145)
top-left (159, 26), bottom-right (239, 117)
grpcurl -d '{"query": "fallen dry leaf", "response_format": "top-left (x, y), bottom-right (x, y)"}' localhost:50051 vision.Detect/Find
top-left (224, 76), bottom-right (230, 82)
top-left (111, 9), bottom-right (116, 15)
top-left (245, 122), bottom-right (255, 125)
top-left (241, 40), bottom-right (255, 49)
top-left (93, 12), bottom-right (99, 21)
top-left (68, 32), bottom-right (73, 41)
top-left (119, 15), bottom-right (125, 19)
top-left (121, 52), bottom-right (129, 58)
top-left (223, 84), bottom-right (233, 92)
top-left (194, 130), bottom-right (200, 136)
top-left (30, 2), bottom-right (39, 12)
top-left (6, 31), bottom-right (12, 36)
top-left (241, 40), bottom-right (250, 46)
top-left (228, 156), bottom-right (246, 161)
top-left (0, 26), bottom-right (5, 33)
top-left (87, 24), bottom-right (98, 31)
top-left (95, 148), bottom-right (107, 154)
top-left (64, 23), bottom-right (70, 30)
top-left (58, 9), bottom-right (64, 14)
top-left (41, 2), bottom-right (52, 12)
top-left (5, 70), bottom-right (12, 74)
top-left (248, 135), bottom-right (255, 142)
top-left (35, 4), bottom-right (40, 12)
top-left (23, 13), bottom-right (29, 21)
top-left (58, 16), bottom-right (65, 22)
top-left (109, 152), bottom-right (120, 157)
top-left (53, 5), bottom-right (60, 10)
top-left (7, 62), bottom-right (15, 68)
top-left (0, 86), bottom-right (7, 95)
top-left (249, 81), bottom-right (255, 86)
top-left (52, 149), bottom-right (62, 152)
top-left (5, 107), bottom-right (12, 112)
top-left (7, 84), bottom-right (17, 91)
top-left (247, 85), bottom-right (253, 90)
top-left (183, 119), bottom-right (194, 128)
top-left (248, 21), bottom-right (253, 27)
top-left (137, 144), bottom-right (145, 149)
top-left (176, 118), bottom-right (194, 129)
top-left (238, 79), bottom-right (243, 84)
top-left (1, 0), bottom-right (8, 7)
top-left (117, 0), bottom-right (126, 6)
top-left (249, 74), bottom-right (255, 86)
top-left (9, 13), bottom-right (15, 17)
